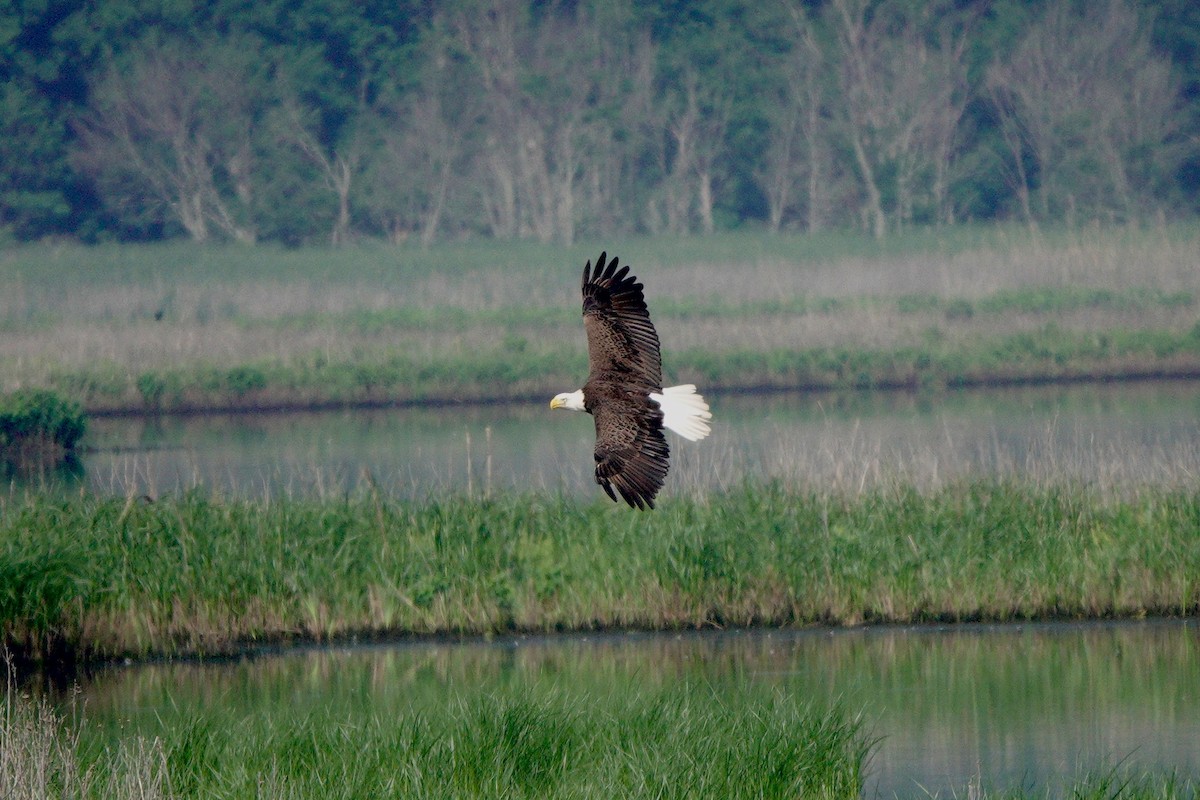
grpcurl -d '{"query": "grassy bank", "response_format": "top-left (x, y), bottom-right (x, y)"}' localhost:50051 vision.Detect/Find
top-left (3, 225), bottom-right (1199, 413)
top-left (2, 481), bottom-right (1197, 667)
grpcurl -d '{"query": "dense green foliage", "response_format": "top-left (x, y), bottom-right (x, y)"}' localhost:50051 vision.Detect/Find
top-left (2, 0), bottom-right (1198, 244)
top-left (0, 389), bottom-right (86, 475)
top-left (2, 482), bottom-right (1197, 666)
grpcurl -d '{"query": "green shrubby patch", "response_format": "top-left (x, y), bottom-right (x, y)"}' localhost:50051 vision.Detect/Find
top-left (0, 389), bottom-right (87, 476)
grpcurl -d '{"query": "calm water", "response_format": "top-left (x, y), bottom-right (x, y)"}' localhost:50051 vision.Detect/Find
top-left (37, 382), bottom-right (1200, 795)
top-left (74, 380), bottom-right (1200, 499)
top-left (76, 621), bottom-right (1199, 797)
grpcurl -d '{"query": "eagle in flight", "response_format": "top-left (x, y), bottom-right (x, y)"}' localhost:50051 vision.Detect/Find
top-left (550, 252), bottom-right (711, 509)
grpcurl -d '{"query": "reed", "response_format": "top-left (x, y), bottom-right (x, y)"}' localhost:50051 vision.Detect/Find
top-left (2, 481), bottom-right (1197, 667)
top-left (0, 681), bottom-right (170, 800)
top-left (4, 225), bottom-right (1199, 413)
top-left (3, 669), bottom-right (1193, 799)
top-left (4, 676), bottom-right (867, 799)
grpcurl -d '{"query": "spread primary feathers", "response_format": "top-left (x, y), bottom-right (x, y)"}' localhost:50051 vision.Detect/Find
top-left (550, 252), bottom-right (711, 509)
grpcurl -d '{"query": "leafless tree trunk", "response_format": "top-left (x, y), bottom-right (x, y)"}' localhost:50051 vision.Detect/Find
top-left (831, 0), bottom-right (886, 238)
top-left (987, 82), bottom-right (1035, 226)
top-left (804, 95), bottom-right (827, 233)
top-left (478, 133), bottom-right (519, 239)
top-left (796, 19), bottom-right (833, 233)
top-left (358, 13), bottom-right (481, 246)
top-left (829, 0), bottom-right (969, 237)
top-left (663, 82), bottom-right (698, 235)
top-left (368, 90), bottom-right (466, 244)
top-left (553, 121), bottom-right (578, 245)
top-left (987, 0), bottom-right (1185, 224)
top-left (274, 86), bottom-right (362, 245)
top-left (758, 8), bottom-right (835, 235)
top-left (73, 38), bottom-right (261, 243)
top-left (452, 0), bottom-right (622, 245)
top-left (760, 94), bottom-right (799, 233)
top-left (693, 81), bottom-right (729, 237)
top-left (581, 28), bottom-right (657, 238)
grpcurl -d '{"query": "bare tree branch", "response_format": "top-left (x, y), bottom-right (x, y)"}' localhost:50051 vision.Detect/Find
top-left (73, 38), bottom-right (263, 243)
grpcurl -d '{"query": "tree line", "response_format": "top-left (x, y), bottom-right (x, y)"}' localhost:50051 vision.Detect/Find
top-left (2, 0), bottom-right (1198, 246)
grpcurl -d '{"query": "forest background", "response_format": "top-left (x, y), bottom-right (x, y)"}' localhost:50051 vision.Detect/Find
top-left (3, 0), bottom-right (1199, 248)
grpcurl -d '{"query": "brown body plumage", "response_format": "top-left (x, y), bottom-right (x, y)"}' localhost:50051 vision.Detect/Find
top-left (551, 252), bottom-right (711, 510)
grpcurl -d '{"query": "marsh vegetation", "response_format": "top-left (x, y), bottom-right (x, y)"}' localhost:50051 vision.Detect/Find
top-left (5, 623), bottom-right (1197, 799)
top-left (3, 226), bottom-right (1199, 413)
top-left (2, 479), bottom-right (1197, 668)
top-left (4, 228), bottom-right (1199, 797)
top-left (0, 390), bottom-right (86, 480)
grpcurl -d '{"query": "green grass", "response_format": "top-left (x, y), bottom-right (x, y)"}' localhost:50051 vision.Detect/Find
top-left (4, 678), bottom-right (868, 799)
top-left (2, 482), bottom-right (1197, 667)
top-left (5, 668), bottom-right (1195, 799)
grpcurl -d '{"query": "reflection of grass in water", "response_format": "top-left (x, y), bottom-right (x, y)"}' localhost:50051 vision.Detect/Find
top-left (73, 381), bottom-right (1200, 505)
top-left (2, 483), bottom-right (1198, 667)
top-left (676, 403), bottom-right (1200, 500)
top-left (7, 644), bottom-right (1196, 798)
top-left (5, 678), bottom-right (867, 799)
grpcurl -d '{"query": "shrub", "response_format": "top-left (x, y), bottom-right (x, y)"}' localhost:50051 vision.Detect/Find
top-left (136, 371), bottom-right (168, 409)
top-left (225, 365), bottom-right (268, 397)
top-left (0, 389), bottom-right (87, 472)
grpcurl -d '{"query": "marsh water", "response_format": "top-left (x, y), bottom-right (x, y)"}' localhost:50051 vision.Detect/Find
top-left (77, 380), bottom-right (1200, 499)
top-left (76, 621), bottom-right (1199, 797)
top-left (57, 382), bottom-right (1200, 795)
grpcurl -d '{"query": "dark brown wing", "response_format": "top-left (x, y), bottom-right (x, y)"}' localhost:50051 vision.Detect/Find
top-left (589, 386), bottom-right (669, 510)
top-left (578, 252), bottom-right (669, 509)
top-left (581, 252), bottom-right (662, 390)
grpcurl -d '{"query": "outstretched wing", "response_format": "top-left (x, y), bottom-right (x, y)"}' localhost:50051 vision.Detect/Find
top-left (581, 251), bottom-right (662, 390)
top-left (579, 252), bottom-right (669, 510)
top-left (591, 392), bottom-right (670, 510)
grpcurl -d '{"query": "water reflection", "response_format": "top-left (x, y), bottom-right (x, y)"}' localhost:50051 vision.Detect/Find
top-left (71, 381), bottom-right (1200, 499)
top-left (76, 620), bottom-right (1199, 797)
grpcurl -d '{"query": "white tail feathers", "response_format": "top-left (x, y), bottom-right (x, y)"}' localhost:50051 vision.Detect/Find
top-left (650, 384), bottom-right (712, 442)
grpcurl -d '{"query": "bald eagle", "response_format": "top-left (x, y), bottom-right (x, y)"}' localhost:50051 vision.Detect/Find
top-left (550, 252), bottom-right (711, 509)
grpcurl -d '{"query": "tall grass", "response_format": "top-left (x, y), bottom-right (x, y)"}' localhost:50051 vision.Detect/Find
top-left (1, 683), bottom-right (170, 800)
top-left (4, 657), bottom-right (1194, 798)
top-left (8, 308), bottom-right (1200, 413)
top-left (3, 676), bottom-right (867, 799)
top-left (2, 482), bottom-right (1197, 666)
top-left (4, 225), bottom-right (1199, 412)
